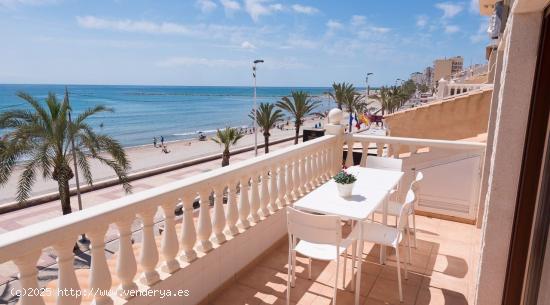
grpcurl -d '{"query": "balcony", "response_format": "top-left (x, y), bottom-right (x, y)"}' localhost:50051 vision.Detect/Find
top-left (0, 117), bottom-right (486, 305)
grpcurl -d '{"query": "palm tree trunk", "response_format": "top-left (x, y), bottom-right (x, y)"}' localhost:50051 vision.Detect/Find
top-left (294, 122), bottom-right (300, 144)
top-left (349, 113), bottom-right (353, 133)
top-left (264, 134), bottom-right (270, 153)
top-left (58, 179), bottom-right (72, 215)
top-left (222, 149), bottom-right (230, 167)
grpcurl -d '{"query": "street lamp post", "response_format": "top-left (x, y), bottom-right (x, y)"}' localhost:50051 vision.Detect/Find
top-left (252, 59), bottom-right (264, 157)
top-left (365, 72), bottom-right (373, 107)
top-left (65, 87), bottom-right (89, 248)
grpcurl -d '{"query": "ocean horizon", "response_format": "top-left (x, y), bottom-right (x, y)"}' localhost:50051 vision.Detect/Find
top-left (0, 84), bottom-right (337, 148)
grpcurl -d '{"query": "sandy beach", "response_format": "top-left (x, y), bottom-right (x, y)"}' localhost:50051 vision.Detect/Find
top-left (0, 115), bottom-right (329, 204)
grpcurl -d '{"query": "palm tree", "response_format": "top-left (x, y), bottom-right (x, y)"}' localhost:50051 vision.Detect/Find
top-left (378, 86), bottom-right (393, 115)
top-left (0, 91), bottom-right (131, 215)
top-left (212, 127), bottom-right (244, 167)
top-left (341, 90), bottom-right (364, 133)
top-left (276, 91), bottom-right (321, 144)
top-left (249, 103), bottom-right (284, 154)
top-left (328, 82), bottom-right (354, 110)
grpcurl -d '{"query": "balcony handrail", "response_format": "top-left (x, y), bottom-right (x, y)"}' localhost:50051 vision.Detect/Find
top-left (349, 134), bottom-right (486, 150)
top-left (0, 134), bottom-right (337, 262)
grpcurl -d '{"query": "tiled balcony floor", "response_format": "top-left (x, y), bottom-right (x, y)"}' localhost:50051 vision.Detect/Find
top-left (208, 214), bottom-right (481, 305)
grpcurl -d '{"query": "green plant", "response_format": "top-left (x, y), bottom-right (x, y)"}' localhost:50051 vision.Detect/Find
top-left (276, 91), bottom-right (321, 144)
top-left (211, 127), bottom-right (244, 167)
top-left (249, 102), bottom-right (284, 153)
top-left (0, 90), bottom-right (131, 215)
top-left (333, 170), bottom-right (357, 185)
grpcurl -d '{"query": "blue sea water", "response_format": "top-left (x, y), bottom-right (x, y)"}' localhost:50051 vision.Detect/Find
top-left (0, 84), bottom-right (333, 147)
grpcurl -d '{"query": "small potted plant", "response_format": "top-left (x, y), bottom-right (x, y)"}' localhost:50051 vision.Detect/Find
top-left (333, 170), bottom-right (357, 197)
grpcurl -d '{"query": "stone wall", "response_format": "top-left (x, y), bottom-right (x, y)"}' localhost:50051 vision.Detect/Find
top-left (384, 88), bottom-right (493, 141)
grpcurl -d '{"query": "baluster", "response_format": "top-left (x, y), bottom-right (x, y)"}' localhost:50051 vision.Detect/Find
top-left (360, 142), bottom-right (370, 167)
top-left (180, 193), bottom-right (197, 262)
top-left (293, 157), bottom-right (305, 195)
top-left (345, 137), bottom-right (354, 167)
top-left (212, 186), bottom-right (227, 244)
top-left (138, 206), bottom-right (160, 285)
top-left (269, 165), bottom-right (279, 212)
top-left (88, 226), bottom-right (113, 305)
top-left (260, 169), bottom-right (271, 216)
top-left (286, 160), bottom-right (295, 201)
top-left (13, 251), bottom-right (46, 305)
top-left (249, 173), bottom-right (261, 222)
top-left (54, 239), bottom-right (82, 305)
top-left (115, 217), bottom-right (138, 299)
top-left (311, 150), bottom-right (319, 186)
top-left (376, 143), bottom-right (384, 156)
top-left (278, 163), bottom-right (288, 207)
top-left (238, 176), bottom-right (251, 229)
top-left (316, 149), bottom-right (324, 182)
top-left (306, 152), bottom-right (317, 190)
top-left (225, 181), bottom-right (239, 236)
top-left (395, 144), bottom-right (402, 158)
top-left (301, 154), bottom-right (308, 192)
top-left (197, 189), bottom-right (213, 252)
top-left (160, 202), bottom-right (180, 273)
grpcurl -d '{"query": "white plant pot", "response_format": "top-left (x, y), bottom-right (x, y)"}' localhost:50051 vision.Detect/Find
top-left (336, 183), bottom-right (354, 197)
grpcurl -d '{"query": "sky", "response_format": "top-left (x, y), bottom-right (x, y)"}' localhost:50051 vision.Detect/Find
top-left (0, 0), bottom-right (490, 87)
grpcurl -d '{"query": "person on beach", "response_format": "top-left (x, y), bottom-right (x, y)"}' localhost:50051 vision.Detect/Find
top-left (160, 136), bottom-right (164, 146)
top-left (153, 137), bottom-right (157, 148)
top-left (162, 144), bottom-right (170, 154)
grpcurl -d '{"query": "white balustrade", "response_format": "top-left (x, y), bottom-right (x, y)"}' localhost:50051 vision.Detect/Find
top-left (197, 189), bottom-right (213, 252)
top-left (180, 193), bottom-right (197, 262)
top-left (115, 217), bottom-right (138, 298)
top-left (225, 181), bottom-right (239, 235)
top-left (54, 239), bottom-right (82, 305)
top-left (0, 134), bottom-right (339, 305)
top-left (160, 202), bottom-right (180, 273)
top-left (88, 227), bottom-right (113, 305)
top-left (13, 251), bottom-right (45, 305)
top-left (238, 176), bottom-right (251, 229)
top-left (211, 186), bottom-right (227, 244)
top-left (249, 173), bottom-right (261, 222)
top-left (278, 163), bottom-right (288, 207)
top-left (138, 207), bottom-right (160, 285)
top-left (259, 170), bottom-right (271, 217)
top-left (286, 160), bottom-right (295, 202)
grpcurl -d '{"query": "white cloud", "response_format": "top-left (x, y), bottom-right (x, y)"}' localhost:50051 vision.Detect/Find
top-left (444, 24), bottom-right (460, 33)
top-left (196, 0), bottom-right (217, 13)
top-left (291, 4), bottom-right (318, 14)
top-left (416, 15), bottom-right (428, 28)
top-left (351, 15), bottom-right (366, 27)
top-left (76, 16), bottom-right (192, 34)
top-left (435, 2), bottom-right (464, 18)
top-left (245, 0), bottom-right (283, 22)
top-left (326, 19), bottom-right (343, 31)
top-left (241, 41), bottom-right (256, 49)
top-left (0, 0), bottom-right (56, 9)
top-left (220, 0), bottom-right (240, 14)
top-left (469, 0), bottom-right (479, 13)
top-left (157, 56), bottom-right (307, 70)
top-left (370, 26), bottom-right (391, 33)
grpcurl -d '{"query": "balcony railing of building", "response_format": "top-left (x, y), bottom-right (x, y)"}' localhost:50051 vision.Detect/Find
top-left (436, 79), bottom-right (494, 99)
top-left (0, 112), bottom-right (486, 305)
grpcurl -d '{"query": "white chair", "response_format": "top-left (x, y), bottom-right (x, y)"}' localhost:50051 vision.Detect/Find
top-left (356, 190), bottom-right (416, 303)
top-left (366, 156), bottom-right (403, 222)
top-left (286, 207), bottom-right (357, 305)
top-left (365, 155), bottom-right (403, 171)
top-left (375, 172), bottom-right (424, 248)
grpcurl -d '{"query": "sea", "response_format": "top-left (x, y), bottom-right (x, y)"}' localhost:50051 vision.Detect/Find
top-left (0, 84), bottom-right (334, 148)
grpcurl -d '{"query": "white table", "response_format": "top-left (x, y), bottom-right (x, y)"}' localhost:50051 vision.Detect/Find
top-left (293, 166), bottom-right (404, 305)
